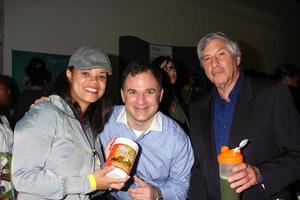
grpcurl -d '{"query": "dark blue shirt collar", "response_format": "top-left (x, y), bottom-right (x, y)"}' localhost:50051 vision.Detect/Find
top-left (213, 72), bottom-right (243, 154)
top-left (213, 72), bottom-right (243, 103)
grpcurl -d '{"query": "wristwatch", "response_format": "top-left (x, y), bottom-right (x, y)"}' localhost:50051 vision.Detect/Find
top-left (155, 188), bottom-right (163, 200)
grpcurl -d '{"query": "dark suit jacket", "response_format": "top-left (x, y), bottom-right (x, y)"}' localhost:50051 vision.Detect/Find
top-left (188, 75), bottom-right (300, 200)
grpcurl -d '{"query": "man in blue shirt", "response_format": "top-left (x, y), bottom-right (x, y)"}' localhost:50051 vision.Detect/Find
top-left (100, 63), bottom-right (194, 200)
top-left (188, 32), bottom-right (300, 200)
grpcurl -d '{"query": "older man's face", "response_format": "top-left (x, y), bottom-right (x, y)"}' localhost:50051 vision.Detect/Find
top-left (201, 38), bottom-right (240, 89)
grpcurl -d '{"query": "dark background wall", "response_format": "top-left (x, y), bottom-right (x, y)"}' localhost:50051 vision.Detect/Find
top-left (2, 0), bottom-right (300, 99)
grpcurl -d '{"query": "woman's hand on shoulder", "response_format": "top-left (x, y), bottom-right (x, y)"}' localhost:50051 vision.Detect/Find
top-left (30, 96), bottom-right (50, 108)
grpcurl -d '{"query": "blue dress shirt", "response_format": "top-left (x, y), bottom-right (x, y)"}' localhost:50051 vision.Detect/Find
top-left (213, 74), bottom-right (242, 154)
top-left (100, 106), bottom-right (194, 200)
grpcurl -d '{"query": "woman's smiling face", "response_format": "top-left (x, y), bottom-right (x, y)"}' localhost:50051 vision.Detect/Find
top-left (67, 67), bottom-right (108, 113)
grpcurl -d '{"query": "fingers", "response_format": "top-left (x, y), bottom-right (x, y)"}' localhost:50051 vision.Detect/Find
top-left (108, 175), bottom-right (130, 190)
top-left (129, 192), bottom-right (145, 200)
top-left (133, 175), bottom-right (148, 187)
top-left (36, 96), bottom-right (50, 104)
top-left (104, 138), bottom-right (116, 159)
top-left (100, 166), bottom-right (116, 175)
top-left (228, 163), bottom-right (261, 193)
top-left (231, 163), bottom-right (248, 173)
top-left (128, 185), bottom-right (155, 200)
top-left (129, 187), bottom-right (144, 195)
top-left (31, 96), bottom-right (50, 108)
top-left (109, 181), bottom-right (127, 190)
top-left (93, 167), bottom-right (129, 190)
top-left (107, 138), bottom-right (116, 148)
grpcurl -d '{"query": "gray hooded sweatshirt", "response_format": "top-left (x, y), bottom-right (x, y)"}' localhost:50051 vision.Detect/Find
top-left (12, 95), bottom-right (105, 200)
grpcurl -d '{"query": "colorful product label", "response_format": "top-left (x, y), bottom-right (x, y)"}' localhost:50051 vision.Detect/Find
top-left (106, 144), bottom-right (137, 175)
top-left (0, 152), bottom-right (12, 179)
top-left (0, 152), bottom-right (14, 200)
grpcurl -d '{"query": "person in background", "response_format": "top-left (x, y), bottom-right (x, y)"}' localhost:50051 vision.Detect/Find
top-left (0, 75), bottom-right (14, 154)
top-left (151, 56), bottom-right (190, 133)
top-left (12, 47), bottom-right (128, 200)
top-left (13, 57), bottom-right (52, 123)
top-left (188, 32), bottom-right (300, 200)
top-left (273, 63), bottom-right (300, 112)
top-left (0, 75), bottom-right (16, 197)
top-left (181, 75), bottom-right (211, 105)
top-left (100, 62), bottom-right (194, 200)
top-left (273, 63), bottom-right (300, 199)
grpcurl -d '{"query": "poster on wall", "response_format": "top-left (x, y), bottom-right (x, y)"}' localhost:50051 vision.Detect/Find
top-left (149, 44), bottom-right (172, 62)
top-left (12, 49), bottom-right (70, 91)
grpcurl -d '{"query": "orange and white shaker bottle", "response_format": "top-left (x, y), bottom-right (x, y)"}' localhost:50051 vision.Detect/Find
top-left (218, 146), bottom-right (243, 200)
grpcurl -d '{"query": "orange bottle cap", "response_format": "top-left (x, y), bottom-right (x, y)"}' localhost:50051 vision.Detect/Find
top-left (218, 146), bottom-right (243, 164)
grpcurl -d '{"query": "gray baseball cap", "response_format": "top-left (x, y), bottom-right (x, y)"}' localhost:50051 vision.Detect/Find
top-left (68, 46), bottom-right (112, 75)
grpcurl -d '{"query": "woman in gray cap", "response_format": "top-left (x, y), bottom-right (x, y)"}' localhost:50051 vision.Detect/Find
top-left (12, 47), bottom-right (128, 200)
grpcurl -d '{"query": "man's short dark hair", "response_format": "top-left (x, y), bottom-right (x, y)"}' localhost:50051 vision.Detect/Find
top-left (121, 62), bottom-right (163, 89)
